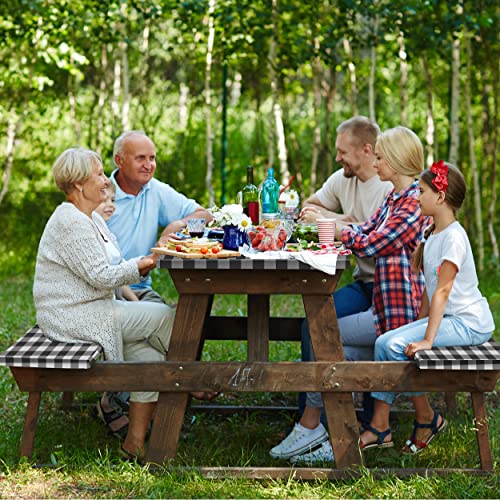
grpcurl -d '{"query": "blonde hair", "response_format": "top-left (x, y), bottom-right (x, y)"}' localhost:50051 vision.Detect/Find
top-left (113, 130), bottom-right (148, 167)
top-left (411, 162), bottom-right (466, 272)
top-left (52, 147), bottom-right (102, 194)
top-left (376, 126), bottom-right (424, 177)
top-left (107, 182), bottom-right (117, 196)
top-left (337, 116), bottom-right (380, 149)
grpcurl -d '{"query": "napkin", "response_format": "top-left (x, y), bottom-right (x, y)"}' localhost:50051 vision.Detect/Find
top-left (239, 245), bottom-right (339, 275)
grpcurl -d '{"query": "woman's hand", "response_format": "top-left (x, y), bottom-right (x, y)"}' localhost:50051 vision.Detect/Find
top-left (137, 254), bottom-right (158, 276)
top-left (404, 339), bottom-right (433, 358)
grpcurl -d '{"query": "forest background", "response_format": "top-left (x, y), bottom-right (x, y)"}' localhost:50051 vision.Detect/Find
top-left (0, 0), bottom-right (499, 274)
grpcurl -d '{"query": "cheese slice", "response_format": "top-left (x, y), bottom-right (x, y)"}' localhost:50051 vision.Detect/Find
top-left (167, 237), bottom-right (221, 253)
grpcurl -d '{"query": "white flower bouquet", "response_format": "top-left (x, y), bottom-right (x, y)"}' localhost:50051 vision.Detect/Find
top-left (210, 204), bottom-right (253, 232)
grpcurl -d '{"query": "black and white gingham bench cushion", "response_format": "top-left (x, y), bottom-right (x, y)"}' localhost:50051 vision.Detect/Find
top-left (0, 325), bottom-right (102, 369)
top-left (415, 341), bottom-right (500, 370)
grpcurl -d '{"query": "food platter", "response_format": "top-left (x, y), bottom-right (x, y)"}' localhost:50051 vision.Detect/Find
top-left (151, 247), bottom-right (240, 259)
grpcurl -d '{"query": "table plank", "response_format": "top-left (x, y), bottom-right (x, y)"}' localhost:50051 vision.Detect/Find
top-left (248, 295), bottom-right (269, 361)
top-left (146, 293), bottom-right (212, 464)
top-left (303, 290), bottom-right (364, 469)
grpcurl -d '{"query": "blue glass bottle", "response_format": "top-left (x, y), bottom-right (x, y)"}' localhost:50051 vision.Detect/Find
top-left (260, 168), bottom-right (279, 217)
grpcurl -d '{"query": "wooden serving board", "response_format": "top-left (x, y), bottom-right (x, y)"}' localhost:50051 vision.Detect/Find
top-left (151, 247), bottom-right (240, 259)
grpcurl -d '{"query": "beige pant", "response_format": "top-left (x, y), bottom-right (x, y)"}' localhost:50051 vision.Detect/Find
top-left (112, 300), bottom-right (175, 403)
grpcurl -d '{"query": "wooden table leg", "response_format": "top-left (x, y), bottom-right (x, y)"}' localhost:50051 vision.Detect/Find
top-left (21, 391), bottom-right (42, 458)
top-left (247, 295), bottom-right (269, 361)
top-left (303, 294), bottom-right (363, 469)
top-left (146, 294), bottom-right (212, 465)
top-left (471, 391), bottom-right (493, 471)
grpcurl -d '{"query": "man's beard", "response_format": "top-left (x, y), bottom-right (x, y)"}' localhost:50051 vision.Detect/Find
top-left (342, 164), bottom-right (355, 178)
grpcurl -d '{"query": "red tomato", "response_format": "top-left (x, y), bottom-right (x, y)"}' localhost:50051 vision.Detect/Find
top-left (211, 246), bottom-right (220, 254)
top-left (175, 245), bottom-right (183, 252)
top-left (200, 247), bottom-right (209, 254)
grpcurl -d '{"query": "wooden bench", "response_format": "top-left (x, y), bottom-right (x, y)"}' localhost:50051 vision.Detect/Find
top-left (1, 325), bottom-right (498, 477)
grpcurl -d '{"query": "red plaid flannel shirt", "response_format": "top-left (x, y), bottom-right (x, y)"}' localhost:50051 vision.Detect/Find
top-left (341, 182), bottom-right (426, 336)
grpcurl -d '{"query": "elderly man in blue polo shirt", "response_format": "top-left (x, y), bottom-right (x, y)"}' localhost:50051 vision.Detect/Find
top-left (97, 131), bottom-right (213, 436)
top-left (107, 130), bottom-right (212, 304)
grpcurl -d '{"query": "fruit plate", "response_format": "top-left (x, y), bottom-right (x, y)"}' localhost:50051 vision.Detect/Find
top-left (151, 247), bottom-right (240, 259)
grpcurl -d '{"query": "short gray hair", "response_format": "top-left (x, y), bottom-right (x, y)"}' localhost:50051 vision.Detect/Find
top-left (113, 130), bottom-right (148, 166)
top-left (52, 147), bottom-right (102, 194)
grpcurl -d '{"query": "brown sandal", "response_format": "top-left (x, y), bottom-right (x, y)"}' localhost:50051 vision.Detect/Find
top-left (191, 391), bottom-right (220, 401)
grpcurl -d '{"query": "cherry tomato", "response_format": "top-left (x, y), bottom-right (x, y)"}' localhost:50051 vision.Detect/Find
top-left (175, 245), bottom-right (183, 252)
top-left (211, 246), bottom-right (220, 254)
top-left (200, 247), bottom-right (209, 254)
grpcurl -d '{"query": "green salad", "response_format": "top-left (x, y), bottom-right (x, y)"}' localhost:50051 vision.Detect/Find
top-left (293, 223), bottom-right (319, 243)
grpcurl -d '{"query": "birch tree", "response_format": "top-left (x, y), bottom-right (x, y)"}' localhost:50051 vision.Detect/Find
top-left (204, 0), bottom-right (216, 207)
top-left (464, 37), bottom-right (484, 270)
top-left (448, 2), bottom-right (463, 164)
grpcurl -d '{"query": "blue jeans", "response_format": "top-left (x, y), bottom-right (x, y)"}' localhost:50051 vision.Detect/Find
top-left (299, 280), bottom-right (375, 426)
top-left (372, 316), bottom-right (492, 405)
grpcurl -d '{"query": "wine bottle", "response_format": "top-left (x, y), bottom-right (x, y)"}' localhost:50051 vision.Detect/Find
top-left (242, 165), bottom-right (259, 224)
top-left (260, 167), bottom-right (280, 217)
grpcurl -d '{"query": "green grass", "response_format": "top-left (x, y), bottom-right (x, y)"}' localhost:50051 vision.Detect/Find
top-left (0, 268), bottom-right (498, 498)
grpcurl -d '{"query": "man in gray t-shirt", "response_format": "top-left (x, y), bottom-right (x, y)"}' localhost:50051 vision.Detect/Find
top-left (296, 116), bottom-right (391, 432)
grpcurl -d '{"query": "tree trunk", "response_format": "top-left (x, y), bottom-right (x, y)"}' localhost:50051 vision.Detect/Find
top-left (96, 44), bottom-right (108, 155)
top-left (310, 36), bottom-right (322, 193)
top-left (270, 0), bottom-right (289, 184)
top-left (465, 37), bottom-right (484, 271)
top-left (343, 38), bottom-right (358, 115)
top-left (121, 2), bottom-right (130, 131)
top-left (422, 54), bottom-right (436, 166)
top-left (369, 16), bottom-right (378, 122)
top-left (479, 7), bottom-right (499, 261)
top-left (267, 29), bottom-right (276, 169)
top-left (0, 17), bottom-right (43, 206)
top-left (0, 111), bottom-right (21, 205)
top-left (320, 63), bottom-right (336, 187)
top-left (68, 54), bottom-right (81, 142)
top-left (204, 0), bottom-right (215, 207)
top-left (112, 56), bottom-right (121, 135)
top-left (448, 4), bottom-right (462, 164)
top-left (398, 25), bottom-right (408, 126)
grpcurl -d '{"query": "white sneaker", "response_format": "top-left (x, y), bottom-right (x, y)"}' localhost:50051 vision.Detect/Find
top-left (269, 423), bottom-right (328, 459)
top-left (290, 440), bottom-right (335, 465)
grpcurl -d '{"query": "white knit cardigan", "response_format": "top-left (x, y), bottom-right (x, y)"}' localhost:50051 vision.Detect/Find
top-left (33, 202), bottom-right (141, 360)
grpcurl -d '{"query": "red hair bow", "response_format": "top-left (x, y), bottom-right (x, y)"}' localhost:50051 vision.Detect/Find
top-left (430, 160), bottom-right (448, 192)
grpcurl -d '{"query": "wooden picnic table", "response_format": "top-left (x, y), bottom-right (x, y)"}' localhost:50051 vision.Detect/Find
top-left (146, 254), bottom-right (361, 468)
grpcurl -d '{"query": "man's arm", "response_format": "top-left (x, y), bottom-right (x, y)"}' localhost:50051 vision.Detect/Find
top-left (157, 207), bottom-right (213, 246)
top-left (300, 194), bottom-right (355, 224)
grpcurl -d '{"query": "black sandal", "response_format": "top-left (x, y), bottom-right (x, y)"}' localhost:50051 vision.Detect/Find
top-left (95, 399), bottom-right (129, 440)
top-left (360, 424), bottom-right (394, 450)
top-left (403, 411), bottom-right (447, 455)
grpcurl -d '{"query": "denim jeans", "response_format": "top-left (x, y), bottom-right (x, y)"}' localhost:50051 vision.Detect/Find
top-left (372, 316), bottom-right (492, 405)
top-left (298, 280), bottom-right (375, 426)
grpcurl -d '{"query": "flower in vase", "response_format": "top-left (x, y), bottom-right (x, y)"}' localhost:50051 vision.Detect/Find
top-left (210, 204), bottom-right (252, 231)
top-left (285, 189), bottom-right (300, 208)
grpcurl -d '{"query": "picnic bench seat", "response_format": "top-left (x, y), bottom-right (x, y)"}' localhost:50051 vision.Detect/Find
top-left (1, 325), bottom-right (498, 476)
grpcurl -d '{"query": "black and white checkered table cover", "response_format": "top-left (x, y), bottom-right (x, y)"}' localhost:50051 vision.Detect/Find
top-left (415, 340), bottom-right (500, 370)
top-left (0, 325), bottom-right (102, 369)
top-left (158, 255), bottom-right (349, 270)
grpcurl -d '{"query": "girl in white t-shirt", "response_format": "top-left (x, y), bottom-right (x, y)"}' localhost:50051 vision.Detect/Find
top-left (359, 161), bottom-right (494, 454)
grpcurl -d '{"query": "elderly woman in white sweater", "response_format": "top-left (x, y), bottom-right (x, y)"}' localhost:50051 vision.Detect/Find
top-left (33, 147), bottom-right (174, 461)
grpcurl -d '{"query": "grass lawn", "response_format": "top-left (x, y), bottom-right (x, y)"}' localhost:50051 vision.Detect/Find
top-left (0, 267), bottom-right (498, 498)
